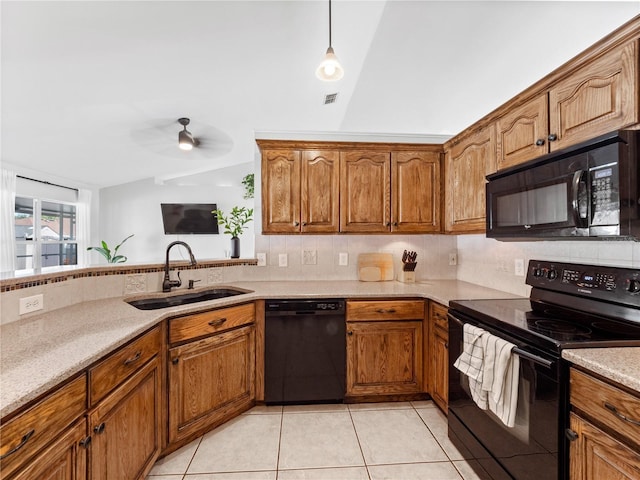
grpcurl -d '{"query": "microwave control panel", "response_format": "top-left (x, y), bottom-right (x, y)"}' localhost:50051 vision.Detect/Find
top-left (590, 165), bottom-right (619, 226)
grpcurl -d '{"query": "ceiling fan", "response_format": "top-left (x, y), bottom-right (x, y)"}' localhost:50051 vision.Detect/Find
top-left (130, 117), bottom-right (234, 159)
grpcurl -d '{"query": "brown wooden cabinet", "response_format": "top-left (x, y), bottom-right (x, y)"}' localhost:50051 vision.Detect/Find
top-left (568, 368), bottom-right (640, 480)
top-left (0, 374), bottom-right (87, 480)
top-left (444, 124), bottom-right (496, 233)
top-left (9, 419), bottom-right (88, 480)
top-left (167, 304), bottom-right (256, 446)
top-left (345, 300), bottom-right (424, 398)
top-left (428, 302), bottom-right (448, 412)
top-left (496, 41), bottom-right (638, 171)
top-left (88, 327), bottom-right (163, 480)
top-left (261, 147), bottom-right (340, 233)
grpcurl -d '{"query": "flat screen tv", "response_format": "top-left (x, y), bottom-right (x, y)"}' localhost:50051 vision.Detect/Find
top-left (161, 203), bottom-right (219, 234)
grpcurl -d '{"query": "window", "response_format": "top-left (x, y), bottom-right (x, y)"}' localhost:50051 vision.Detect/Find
top-left (14, 196), bottom-right (77, 270)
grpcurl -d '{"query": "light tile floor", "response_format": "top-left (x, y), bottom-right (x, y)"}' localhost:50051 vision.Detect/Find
top-left (147, 401), bottom-right (491, 480)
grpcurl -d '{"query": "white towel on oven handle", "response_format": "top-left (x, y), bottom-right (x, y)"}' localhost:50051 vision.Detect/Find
top-left (482, 334), bottom-right (520, 428)
top-left (453, 324), bottom-right (489, 409)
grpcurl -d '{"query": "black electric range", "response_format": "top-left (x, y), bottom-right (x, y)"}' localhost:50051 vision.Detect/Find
top-left (447, 260), bottom-right (640, 480)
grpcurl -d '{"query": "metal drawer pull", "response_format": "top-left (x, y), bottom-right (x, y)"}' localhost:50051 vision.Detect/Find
top-left (0, 429), bottom-right (35, 459)
top-left (123, 350), bottom-right (142, 365)
top-left (376, 309), bottom-right (397, 314)
top-left (512, 348), bottom-right (553, 368)
top-left (604, 402), bottom-right (640, 426)
top-left (79, 436), bottom-right (92, 448)
top-left (93, 423), bottom-right (106, 434)
top-left (208, 318), bottom-right (227, 327)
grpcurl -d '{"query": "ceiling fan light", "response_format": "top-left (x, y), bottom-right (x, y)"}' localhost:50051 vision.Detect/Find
top-left (316, 46), bottom-right (344, 81)
top-left (178, 128), bottom-right (195, 151)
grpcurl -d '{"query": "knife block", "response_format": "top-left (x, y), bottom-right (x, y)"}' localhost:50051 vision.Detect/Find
top-left (397, 271), bottom-right (415, 283)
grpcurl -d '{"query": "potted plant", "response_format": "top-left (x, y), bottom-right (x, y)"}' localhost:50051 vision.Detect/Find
top-left (212, 207), bottom-right (253, 258)
top-left (87, 234), bottom-right (134, 263)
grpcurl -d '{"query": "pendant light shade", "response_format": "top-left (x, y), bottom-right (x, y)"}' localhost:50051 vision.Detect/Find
top-left (178, 117), bottom-right (196, 151)
top-left (316, 0), bottom-right (343, 81)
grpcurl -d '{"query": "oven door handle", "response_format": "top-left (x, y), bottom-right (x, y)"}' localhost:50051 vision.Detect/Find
top-left (512, 347), bottom-right (554, 369)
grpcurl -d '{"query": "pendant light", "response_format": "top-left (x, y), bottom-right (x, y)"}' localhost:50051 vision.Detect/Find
top-left (178, 117), bottom-right (196, 151)
top-left (316, 0), bottom-right (344, 81)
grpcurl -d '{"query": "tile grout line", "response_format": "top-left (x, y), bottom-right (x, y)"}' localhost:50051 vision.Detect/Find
top-left (346, 404), bottom-right (373, 480)
top-left (275, 408), bottom-right (285, 479)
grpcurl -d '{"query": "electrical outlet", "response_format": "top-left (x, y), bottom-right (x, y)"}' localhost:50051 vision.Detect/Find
top-left (448, 253), bottom-right (458, 266)
top-left (256, 252), bottom-right (267, 267)
top-left (339, 252), bottom-right (348, 266)
top-left (515, 258), bottom-right (525, 276)
top-left (302, 250), bottom-right (317, 265)
top-left (19, 294), bottom-right (44, 315)
top-left (278, 253), bottom-right (288, 267)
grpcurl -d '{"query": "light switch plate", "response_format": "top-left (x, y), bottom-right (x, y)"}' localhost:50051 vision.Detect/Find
top-left (339, 252), bottom-right (348, 266)
top-left (515, 258), bottom-right (525, 276)
top-left (278, 253), bottom-right (288, 267)
top-left (256, 252), bottom-right (267, 267)
top-left (448, 253), bottom-right (458, 266)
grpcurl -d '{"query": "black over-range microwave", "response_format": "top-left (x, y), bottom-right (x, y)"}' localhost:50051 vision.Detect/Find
top-left (486, 129), bottom-right (640, 241)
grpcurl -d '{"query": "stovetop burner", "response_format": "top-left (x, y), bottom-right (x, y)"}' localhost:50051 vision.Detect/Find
top-left (528, 318), bottom-right (592, 340)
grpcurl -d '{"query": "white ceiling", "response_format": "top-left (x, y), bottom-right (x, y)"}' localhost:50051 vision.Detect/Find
top-left (2, 1), bottom-right (639, 189)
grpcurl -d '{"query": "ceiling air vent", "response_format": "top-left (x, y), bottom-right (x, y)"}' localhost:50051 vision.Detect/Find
top-left (324, 93), bottom-right (338, 105)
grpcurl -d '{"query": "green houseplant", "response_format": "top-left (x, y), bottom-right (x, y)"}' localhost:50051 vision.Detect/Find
top-left (212, 207), bottom-right (253, 258)
top-left (87, 234), bottom-right (134, 263)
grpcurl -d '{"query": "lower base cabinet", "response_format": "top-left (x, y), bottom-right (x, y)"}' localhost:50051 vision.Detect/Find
top-left (429, 302), bottom-right (449, 412)
top-left (10, 419), bottom-right (88, 480)
top-left (89, 357), bottom-right (162, 480)
top-left (168, 325), bottom-right (256, 445)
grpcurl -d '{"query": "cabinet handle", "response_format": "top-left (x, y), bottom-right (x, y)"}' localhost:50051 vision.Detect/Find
top-left (376, 308), bottom-right (396, 314)
top-left (604, 402), bottom-right (640, 426)
top-left (393, 222), bottom-right (398, 226)
top-left (79, 436), bottom-right (92, 448)
top-left (548, 133), bottom-right (558, 142)
top-left (445, 342), bottom-right (449, 349)
top-left (208, 318), bottom-right (227, 328)
top-left (565, 428), bottom-right (579, 442)
top-left (535, 139), bottom-right (545, 146)
top-left (93, 423), bottom-right (106, 435)
top-left (302, 222), bottom-right (307, 226)
top-left (386, 222), bottom-right (391, 227)
top-left (294, 221), bottom-right (300, 227)
top-left (0, 429), bottom-right (35, 460)
top-left (172, 357), bottom-right (179, 365)
top-left (123, 350), bottom-right (142, 366)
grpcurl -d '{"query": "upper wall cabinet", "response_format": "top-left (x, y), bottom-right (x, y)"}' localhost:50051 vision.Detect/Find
top-left (258, 141), bottom-right (443, 234)
top-left (444, 124), bottom-right (496, 233)
top-left (496, 40), bottom-right (638, 171)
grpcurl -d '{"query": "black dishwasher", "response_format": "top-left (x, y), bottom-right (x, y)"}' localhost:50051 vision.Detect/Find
top-left (264, 299), bottom-right (346, 405)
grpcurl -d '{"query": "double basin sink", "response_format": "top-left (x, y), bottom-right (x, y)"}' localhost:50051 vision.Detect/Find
top-left (127, 287), bottom-right (252, 310)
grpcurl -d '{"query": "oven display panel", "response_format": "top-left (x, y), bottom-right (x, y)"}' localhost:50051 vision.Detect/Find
top-left (562, 269), bottom-right (616, 290)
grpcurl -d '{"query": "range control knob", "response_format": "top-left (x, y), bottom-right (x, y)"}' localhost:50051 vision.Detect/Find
top-left (547, 269), bottom-right (558, 280)
top-left (627, 279), bottom-right (640, 294)
top-left (533, 268), bottom-right (543, 277)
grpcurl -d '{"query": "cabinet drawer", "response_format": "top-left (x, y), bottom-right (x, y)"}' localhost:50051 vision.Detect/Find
top-left (89, 326), bottom-right (161, 406)
top-left (570, 368), bottom-right (640, 446)
top-left (169, 302), bottom-right (255, 344)
top-left (430, 302), bottom-right (448, 329)
top-left (0, 374), bottom-right (87, 479)
top-left (346, 300), bottom-right (424, 321)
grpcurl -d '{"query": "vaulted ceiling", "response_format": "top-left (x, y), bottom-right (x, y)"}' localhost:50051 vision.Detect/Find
top-left (2, 1), bottom-right (639, 189)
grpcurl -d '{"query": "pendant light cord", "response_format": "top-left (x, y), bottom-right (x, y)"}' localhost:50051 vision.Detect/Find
top-left (329, 0), bottom-right (332, 47)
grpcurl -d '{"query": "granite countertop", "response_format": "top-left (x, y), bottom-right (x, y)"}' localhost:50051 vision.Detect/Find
top-left (562, 348), bottom-right (640, 393)
top-left (1, 279), bottom-right (518, 418)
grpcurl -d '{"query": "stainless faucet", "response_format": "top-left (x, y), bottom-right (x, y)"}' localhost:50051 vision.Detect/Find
top-left (163, 241), bottom-right (197, 292)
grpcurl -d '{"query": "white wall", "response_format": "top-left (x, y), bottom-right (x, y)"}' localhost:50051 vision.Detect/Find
top-left (456, 235), bottom-right (640, 297)
top-left (98, 176), bottom-right (254, 264)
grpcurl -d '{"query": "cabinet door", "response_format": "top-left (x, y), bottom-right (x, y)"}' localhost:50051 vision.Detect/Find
top-left (496, 94), bottom-right (549, 170)
top-left (429, 302), bottom-right (448, 412)
top-left (340, 151), bottom-right (391, 233)
top-left (10, 419), bottom-right (88, 480)
top-left (445, 125), bottom-right (496, 233)
top-left (261, 149), bottom-right (301, 233)
top-left (168, 325), bottom-right (255, 444)
top-left (391, 151), bottom-right (441, 233)
top-left (549, 41), bottom-right (638, 152)
top-left (569, 413), bottom-right (640, 480)
top-left (89, 358), bottom-right (161, 480)
top-left (301, 150), bottom-right (340, 233)
top-left (346, 320), bottom-right (423, 396)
